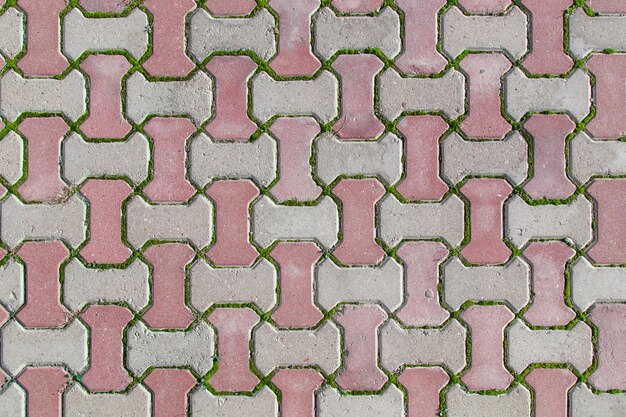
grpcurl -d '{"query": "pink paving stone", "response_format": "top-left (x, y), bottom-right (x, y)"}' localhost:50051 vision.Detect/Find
top-left (396, 115), bottom-right (449, 201)
top-left (270, 242), bottom-right (324, 328)
top-left (143, 369), bottom-right (197, 417)
top-left (460, 305), bottom-right (514, 391)
top-left (269, 117), bottom-right (322, 202)
top-left (80, 305), bottom-right (133, 392)
top-left (523, 241), bottom-right (576, 327)
top-left (205, 0), bottom-right (256, 16)
top-left (526, 368), bottom-right (576, 417)
top-left (269, 0), bottom-right (321, 77)
top-left (80, 179), bottom-right (133, 264)
top-left (79, 0), bottom-right (129, 13)
top-left (395, 0), bottom-right (447, 75)
top-left (459, 0), bottom-right (511, 13)
top-left (589, 303), bottom-right (626, 390)
top-left (272, 369), bottom-right (324, 417)
top-left (143, 117), bottom-right (196, 203)
top-left (395, 241), bottom-right (449, 327)
top-left (587, 54), bottom-right (626, 139)
top-left (521, 0), bottom-right (573, 75)
top-left (16, 241), bottom-right (71, 329)
top-left (143, 0), bottom-right (196, 77)
top-left (587, 179), bottom-right (626, 265)
top-left (334, 304), bottom-right (387, 391)
top-left (587, 0), bottom-right (626, 13)
top-left (80, 55), bottom-right (132, 139)
top-left (142, 243), bottom-right (195, 329)
top-left (208, 308), bottom-right (260, 392)
top-left (398, 367), bottom-right (449, 417)
top-left (17, 117), bottom-right (69, 203)
top-left (460, 178), bottom-right (512, 265)
top-left (523, 114), bottom-right (576, 200)
top-left (17, 0), bottom-right (68, 76)
top-left (331, 0), bottom-right (383, 13)
top-left (17, 367), bottom-right (70, 417)
top-left (332, 54), bottom-right (385, 140)
top-left (460, 53), bottom-right (511, 140)
top-left (332, 179), bottom-right (385, 266)
top-left (206, 56), bottom-right (258, 141)
top-left (205, 179), bottom-right (259, 267)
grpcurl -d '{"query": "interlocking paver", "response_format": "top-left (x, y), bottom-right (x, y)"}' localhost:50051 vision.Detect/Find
top-left (1, 2), bottom-right (625, 415)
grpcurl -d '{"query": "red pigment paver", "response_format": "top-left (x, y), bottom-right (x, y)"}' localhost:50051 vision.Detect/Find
top-left (17, 367), bottom-right (70, 417)
top-left (143, 369), bottom-right (197, 417)
top-left (270, 242), bottom-right (323, 328)
top-left (272, 369), bottom-right (324, 416)
top-left (588, 304), bottom-right (626, 390)
top-left (206, 56), bottom-right (258, 141)
top-left (587, 54), bottom-right (626, 139)
top-left (460, 178), bottom-right (512, 265)
top-left (587, 179), bottom-right (626, 265)
top-left (461, 305), bottom-right (514, 391)
top-left (331, 0), bottom-right (383, 14)
top-left (459, 0), bottom-right (511, 13)
top-left (269, 0), bottom-right (321, 77)
top-left (333, 54), bottom-right (384, 140)
top-left (142, 243), bottom-right (195, 330)
top-left (334, 304), bottom-right (387, 391)
top-left (460, 53), bottom-right (511, 139)
top-left (269, 117), bottom-right (321, 202)
top-left (143, 0), bottom-right (196, 77)
top-left (17, 0), bottom-right (68, 76)
top-left (399, 367), bottom-right (449, 417)
top-left (205, 0), bottom-right (256, 16)
top-left (16, 241), bottom-right (71, 329)
top-left (205, 179), bottom-right (259, 267)
top-left (395, 0), bottom-right (447, 75)
top-left (80, 305), bottom-right (133, 392)
top-left (526, 368), bottom-right (576, 417)
top-left (396, 241), bottom-right (449, 327)
top-left (17, 117), bottom-right (68, 202)
top-left (587, 0), bottom-right (626, 13)
top-left (80, 55), bottom-right (132, 139)
top-left (208, 308), bottom-right (260, 392)
top-left (521, 0), bottom-right (573, 74)
top-left (396, 115), bottom-right (449, 201)
top-left (143, 117), bottom-right (196, 203)
top-left (80, 179), bottom-right (133, 264)
top-left (523, 241), bottom-right (576, 326)
top-left (523, 114), bottom-right (576, 200)
top-left (332, 178), bottom-right (386, 266)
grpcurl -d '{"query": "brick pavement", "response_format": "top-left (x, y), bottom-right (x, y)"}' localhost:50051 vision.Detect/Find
top-left (0, 0), bottom-right (625, 415)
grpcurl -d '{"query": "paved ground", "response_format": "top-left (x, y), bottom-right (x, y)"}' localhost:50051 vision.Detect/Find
top-left (0, 0), bottom-right (625, 415)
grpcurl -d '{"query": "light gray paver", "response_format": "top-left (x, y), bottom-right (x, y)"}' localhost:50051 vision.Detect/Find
top-left (317, 386), bottom-right (404, 417)
top-left (64, 385), bottom-right (151, 417)
top-left (0, 383), bottom-right (25, 417)
top-left (378, 68), bottom-right (465, 121)
top-left (570, 384), bottom-right (626, 417)
top-left (569, 132), bottom-right (626, 184)
top-left (571, 257), bottom-right (626, 311)
top-left (0, 132), bottom-right (24, 185)
top-left (569, 8), bottom-right (626, 59)
top-left (0, 8), bottom-right (23, 60)
top-left (446, 385), bottom-right (531, 417)
top-left (191, 387), bottom-right (278, 417)
top-left (313, 7), bottom-right (401, 60)
top-left (0, 260), bottom-right (23, 313)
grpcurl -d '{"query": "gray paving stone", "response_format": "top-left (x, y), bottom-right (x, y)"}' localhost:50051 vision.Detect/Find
top-left (63, 259), bottom-right (149, 312)
top-left (379, 194), bottom-right (465, 248)
top-left (313, 7), bottom-right (401, 60)
top-left (380, 319), bottom-right (467, 373)
top-left (0, 132), bottom-right (24, 185)
top-left (1, 319), bottom-right (88, 375)
top-left (0, 70), bottom-right (86, 122)
top-left (569, 8), bottom-right (626, 59)
top-left (378, 68), bottom-right (465, 121)
top-left (441, 6), bottom-right (527, 59)
top-left (1, 194), bottom-right (87, 249)
top-left (189, 8), bottom-right (276, 61)
top-left (189, 258), bottom-right (277, 313)
top-left (570, 384), bottom-right (626, 417)
top-left (0, 260), bottom-right (23, 313)
top-left (0, 8), bottom-right (23, 60)
top-left (317, 385), bottom-right (404, 417)
top-left (63, 8), bottom-right (148, 59)
top-left (189, 133), bottom-right (276, 188)
top-left (253, 321), bottom-right (341, 375)
top-left (446, 384), bottom-right (531, 417)
top-left (0, 383), bottom-right (25, 417)
top-left (63, 132), bottom-right (150, 185)
top-left (505, 68), bottom-right (591, 122)
top-left (125, 71), bottom-right (212, 124)
top-left (191, 387), bottom-right (278, 417)
top-left (64, 385), bottom-right (151, 417)
top-left (442, 257), bottom-right (530, 311)
top-left (252, 195), bottom-right (339, 248)
top-left (126, 320), bottom-right (214, 376)
top-left (507, 319), bottom-right (593, 374)
top-left (251, 71), bottom-right (339, 123)
top-left (442, 132), bottom-right (528, 185)
top-left (316, 258), bottom-right (403, 311)
top-left (569, 132), bottom-right (626, 185)
top-left (571, 258), bottom-right (626, 311)
top-left (315, 132), bottom-right (402, 186)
